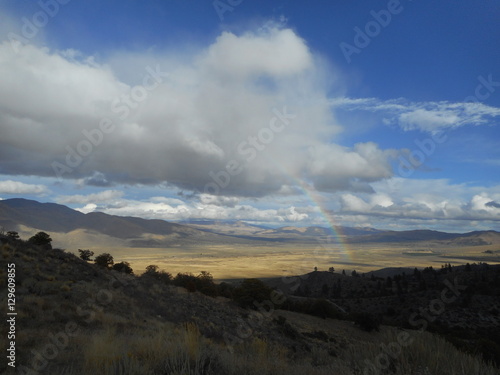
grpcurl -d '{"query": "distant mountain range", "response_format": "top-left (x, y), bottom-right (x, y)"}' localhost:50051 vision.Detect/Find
top-left (0, 198), bottom-right (228, 247)
top-left (0, 198), bottom-right (499, 247)
top-left (185, 218), bottom-right (499, 245)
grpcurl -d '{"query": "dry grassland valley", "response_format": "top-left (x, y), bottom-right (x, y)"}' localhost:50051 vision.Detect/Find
top-left (0, 199), bottom-right (500, 374)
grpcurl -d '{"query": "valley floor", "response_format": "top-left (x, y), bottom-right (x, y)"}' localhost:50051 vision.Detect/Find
top-left (62, 242), bottom-right (500, 279)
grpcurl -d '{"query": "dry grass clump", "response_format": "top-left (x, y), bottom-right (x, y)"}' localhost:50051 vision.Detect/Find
top-left (41, 321), bottom-right (357, 375)
top-left (59, 322), bottom-right (217, 374)
top-left (342, 328), bottom-right (499, 375)
top-left (41, 320), bottom-right (499, 375)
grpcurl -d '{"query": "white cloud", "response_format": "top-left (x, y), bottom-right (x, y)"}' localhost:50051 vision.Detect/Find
top-left (277, 206), bottom-right (309, 222)
top-left (198, 194), bottom-right (240, 207)
top-left (202, 28), bottom-right (313, 79)
top-left (331, 97), bottom-right (500, 133)
top-left (398, 109), bottom-right (459, 132)
top-left (338, 178), bottom-right (500, 223)
top-left (61, 190), bottom-right (312, 226)
top-left (0, 180), bottom-right (48, 195)
top-left (76, 203), bottom-right (97, 214)
top-left (56, 190), bottom-right (124, 204)
top-left (307, 142), bottom-right (397, 192)
top-left (0, 26), bottom-right (393, 197)
top-left (471, 193), bottom-right (500, 213)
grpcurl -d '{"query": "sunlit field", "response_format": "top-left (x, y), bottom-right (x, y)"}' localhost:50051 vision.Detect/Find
top-left (65, 242), bottom-right (500, 280)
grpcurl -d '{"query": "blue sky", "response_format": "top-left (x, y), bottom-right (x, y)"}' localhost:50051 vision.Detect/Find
top-left (0, 0), bottom-right (499, 231)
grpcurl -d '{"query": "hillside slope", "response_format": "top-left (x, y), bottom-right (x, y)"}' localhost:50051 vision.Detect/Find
top-left (1, 234), bottom-right (498, 374)
top-left (0, 198), bottom-right (263, 247)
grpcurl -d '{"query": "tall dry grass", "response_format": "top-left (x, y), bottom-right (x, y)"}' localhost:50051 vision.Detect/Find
top-left (35, 320), bottom-right (498, 375)
top-left (343, 328), bottom-right (499, 375)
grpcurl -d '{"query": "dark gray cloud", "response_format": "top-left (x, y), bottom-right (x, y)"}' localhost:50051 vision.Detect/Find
top-left (486, 200), bottom-right (500, 209)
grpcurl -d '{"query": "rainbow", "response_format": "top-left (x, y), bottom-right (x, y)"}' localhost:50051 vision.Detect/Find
top-left (292, 178), bottom-right (352, 262)
top-left (259, 154), bottom-right (352, 263)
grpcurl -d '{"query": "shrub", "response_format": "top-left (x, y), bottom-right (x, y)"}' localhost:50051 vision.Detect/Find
top-left (274, 315), bottom-right (300, 339)
top-left (94, 253), bottom-right (114, 269)
top-left (78, 249), bottom-right (94, 261)
top-left (310, 299), bottom-right (338, 319)
top-left (113, 261), bottom-right (133, 274)
top-left (173, 272), bottom-right (198, 292)
top-left (29, 231), bottom-right (52, 249)
top-left (157, 271), bottom-right (173, 283)
top-left (145, 265), bottom-right (159, 274)
top-left (7, 231), bottom-right (20, 240)
top-left (352, 312), bottom-right (380, 332)
top-left (173, 271), bottom-right (217, 296)
top-left (218, 282), bottom-right (235, 299)
top-left (233, 278), bottom-right (272, 309)
top-left (142, 265), bottom-right (172, 283)
top-left (197, 271), bottom-right (217, 297)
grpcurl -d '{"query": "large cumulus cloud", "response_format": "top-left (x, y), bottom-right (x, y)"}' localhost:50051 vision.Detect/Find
top-left (0, 27), bottom-right (395, 197)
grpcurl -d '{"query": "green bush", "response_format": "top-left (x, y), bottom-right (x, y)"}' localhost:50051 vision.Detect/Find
top-left (196, 271), bottom-right (217, 297)
top-left (112, 261), bottom-right (133, 274)
top-left (78, 249), bottom-right (94, 261)
top-left (352, 312), bottom-right (380, 332)
top-left (94, 253), bottom-right (114, 269)
top-left (233, 278), bottom-right (272, 309)
top-left (29, 231), bottom-right (52, 249)
top-left (173, 271), bottom-right (217, 296)
top-left (142, 265), bottom-right (172, 283)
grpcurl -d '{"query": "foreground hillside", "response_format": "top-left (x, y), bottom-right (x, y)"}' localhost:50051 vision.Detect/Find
top-left (1, 234), bottom-right (499, 374)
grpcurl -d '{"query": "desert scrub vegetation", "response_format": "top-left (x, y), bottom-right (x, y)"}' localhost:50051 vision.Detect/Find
top-left (1, 234), bottom-right (499, 375)
top-left (13, 322), bottom-right (498, 375)
top-left (341, 328), bottom-right (500, 375)
top-left (34, 321), bottom-right (354, 375)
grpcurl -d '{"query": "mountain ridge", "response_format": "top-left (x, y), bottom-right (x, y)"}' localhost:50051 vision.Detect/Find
top-left (0, 198), bottom-right (498, 246)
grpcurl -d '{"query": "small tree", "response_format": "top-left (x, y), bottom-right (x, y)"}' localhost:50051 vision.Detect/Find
top-left (353, 312), bottom-right (380, 332)
top-left (173, 272), bottom-right (198, 292)
top-left (7, 231), bottom-right (20, 240)
top-left (145, 265), bottom-right (159, 274)
top-left (29, 232), bottom-right (52, 249)
top-left (197, 271), bottom-right (217, 297)
top-left (314, 266), bottom-right (318, 272)
top-left (143, 265), bottom-right (171, 283)
top-left (113, 261), bottom-right (133, 274)
top-left (78, 249), bottom-right (94, 261)
top-left (328, 267), bottom-right (335, 273)
top-left (94, 253), bottom-right (114, 269)
top-left (157, 271), bottom-right (173, 283)
top-left (233, 278), bottom-right (272, 309)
